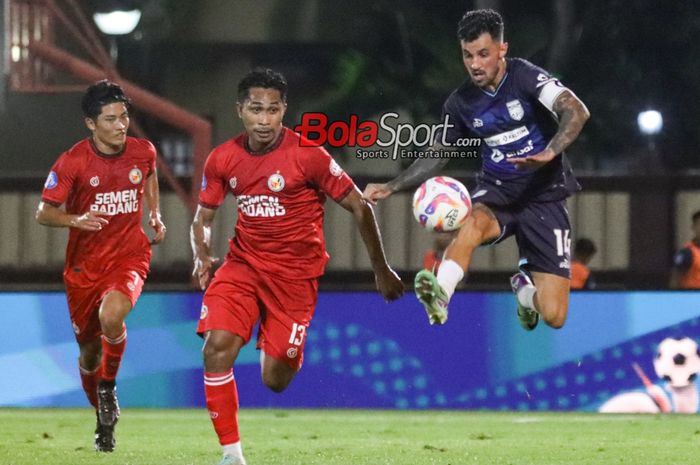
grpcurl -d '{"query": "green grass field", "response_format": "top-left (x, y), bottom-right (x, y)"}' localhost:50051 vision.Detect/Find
top-left (0, 408), bottom-right (697, 465)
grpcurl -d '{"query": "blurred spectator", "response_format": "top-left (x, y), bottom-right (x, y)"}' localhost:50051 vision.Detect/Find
top-left (571, 238), bottom-right (597, 289)
top-left (423, 232), bottom-right (454, 272)
top-left (670, 210), bottom-right (700, 289)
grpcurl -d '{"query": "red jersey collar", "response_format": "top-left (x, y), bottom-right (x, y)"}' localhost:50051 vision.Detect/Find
top-left (88, 137), bottom-right (127, 159)
top-left (243, 128), bottom-right (286, 156)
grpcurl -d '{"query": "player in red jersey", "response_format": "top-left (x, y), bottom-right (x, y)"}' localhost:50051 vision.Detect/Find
top-left (191, 69), bottom-right (404, 465)
top-left (35, 80), bottom-right (166, 452)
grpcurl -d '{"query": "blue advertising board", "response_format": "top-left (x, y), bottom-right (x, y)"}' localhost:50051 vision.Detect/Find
top-left (1, 291), bottom-right (698, 411)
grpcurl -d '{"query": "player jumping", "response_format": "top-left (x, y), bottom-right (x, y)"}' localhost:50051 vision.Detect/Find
top-left (364, 9), bottom-right (589, 330)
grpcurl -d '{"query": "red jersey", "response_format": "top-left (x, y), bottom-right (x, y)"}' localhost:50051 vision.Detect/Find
top-left (679, 241), bottom-right (700, 289)
top-left (570, 260), bottom-right (590, 289)
top-left (41, 137), bottom-right (156, 284)
top-left (199, 128), bottom-right (354, 280)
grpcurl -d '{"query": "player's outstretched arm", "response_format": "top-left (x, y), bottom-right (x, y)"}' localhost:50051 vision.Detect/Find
top-left (508, 90), bottom-right (590, 170)
top-left (190, 205), bottom-right (219, 290)
top-left (35, 201), bottom-right (109, 231)
top-left (338, 187), bottom-right (404, 301)
top-left (144, 170), bottom-right (166, 244)
top-left (362, 144), bottom-right (451, 204)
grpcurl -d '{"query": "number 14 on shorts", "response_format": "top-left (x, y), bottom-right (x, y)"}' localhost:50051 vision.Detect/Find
top-left (288, 323), bottom-right (306, 346)
top-left (554, 228), bottom-right (571, 256)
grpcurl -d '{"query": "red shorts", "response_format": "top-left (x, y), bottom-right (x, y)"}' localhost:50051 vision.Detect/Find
top-left (64, 265), bottom-right (146, 344)
top-left (197, 258), bottom-right (319, 369)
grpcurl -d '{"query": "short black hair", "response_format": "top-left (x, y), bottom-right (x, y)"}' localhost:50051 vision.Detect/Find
top-left (81, 80), bottom-right (131, 120)
top-left (692, 210), bottom-right (700, 223)
top-left (237, 68), bottom-right (288, 103)
top-left (457, 9), bottom-right (504, 42)
top-left (574, 238), bottom-right (597, 258)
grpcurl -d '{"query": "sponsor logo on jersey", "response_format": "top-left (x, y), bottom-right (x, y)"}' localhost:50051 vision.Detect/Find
top-left (287, 347), bottom-right (298, 359)
top-left (329, 159), bottom-right (343, 177)
top-left (471, 189), bottom-right (487, 199)
top-left (201, 175), bottom-right (207, 191)
top-left (267, 172), bottom-right (285, 192)
top-left (491, 148), bottom-right (505, 163)
top-left (473, 118), bottom-right (483, 128)
top-left (200, 305), bottom-right (208, 320)
top-left (129, 167), bottom-right (143, 184)
top-left (237, 195), bottom-right (286, 217)
top-left (90, 176), bottom-right (100, 187)
top-left (229, 177), bottom-right (237, 189)
top-left (91, 188), bottom-right (139, 215)
top-left (483, 126), bottom-right (529, 147)
top-left (492, 140), bottom-right (535, 163)
top-left (537, 73), bottom-right (549, 82)
top-left (44, 171), bottom-right (58, 189)
top-left (506, 100), bottom-right (524, 121)
top-left (71, 320), bottom-right (80, 335)
top-left (559, 258), bottom-right (571, 269)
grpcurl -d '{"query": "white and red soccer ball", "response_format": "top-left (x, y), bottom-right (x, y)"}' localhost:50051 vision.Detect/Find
top-left (412, 176), bottom-right (471, 232)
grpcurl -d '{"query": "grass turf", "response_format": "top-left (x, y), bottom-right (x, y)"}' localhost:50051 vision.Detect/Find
top-left (0, 408), bottom-right (697, 464)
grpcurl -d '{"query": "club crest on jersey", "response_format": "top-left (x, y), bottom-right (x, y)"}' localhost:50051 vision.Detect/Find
top-left (473, 118), bottom-right (483, 128)
top-left (128, 167), bottom-right (143, 184)
top-left (329, 159), bottom-right (343, 177)
top-left (229, 177), bottom-right (238, 189)
top-left (44, 171), bottom-right (58, 189)
top-left (267, 172), bottom-right (285, 192)
top-left (90, 176), bottom-right (100, 187)
top-left (507, 100), bottom-right (524, 121)
top-left (287, 347), bottom-right (298, 359)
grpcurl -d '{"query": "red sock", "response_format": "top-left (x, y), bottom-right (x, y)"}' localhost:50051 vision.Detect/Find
top-left (204, 370), bottom-right (240, 445)
top-left (100, 326), bottom-right (127, 381)
top-left (79, 363), bottom-right (100, 409)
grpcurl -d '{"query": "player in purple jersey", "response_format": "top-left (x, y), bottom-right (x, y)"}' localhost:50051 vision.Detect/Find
top-left (364, 9), bottom-right (589, 330)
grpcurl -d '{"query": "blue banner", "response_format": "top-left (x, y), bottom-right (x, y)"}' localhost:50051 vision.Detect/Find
top-left (1, 291), bottom-right (699, 411)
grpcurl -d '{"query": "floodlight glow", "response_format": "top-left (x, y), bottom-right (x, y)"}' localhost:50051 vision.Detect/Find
top-left (637, 110), bottom-right (663, 136)
top-left (93, 9), bottom-right (142, 35)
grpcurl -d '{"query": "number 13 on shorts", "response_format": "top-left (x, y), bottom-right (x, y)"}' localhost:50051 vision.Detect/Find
top-left (288, 322), bottom-right (306, 346)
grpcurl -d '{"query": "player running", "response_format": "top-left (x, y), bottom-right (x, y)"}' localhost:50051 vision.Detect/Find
top-left (191, 68), bottom-right (404, 465)
top-left (364, 9), bottom-right (589, 330)
top-left (36, 80), bottom-right (166, 452)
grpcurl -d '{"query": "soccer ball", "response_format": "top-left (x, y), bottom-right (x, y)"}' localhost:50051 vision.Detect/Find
top-left (653, 337), bottom-right (700, 387)
top-left (412, 176), bottom-right (471, 232)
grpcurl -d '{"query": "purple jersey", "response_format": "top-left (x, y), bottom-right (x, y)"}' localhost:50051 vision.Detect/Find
top-left (440, 58), bottom-right (580, 203)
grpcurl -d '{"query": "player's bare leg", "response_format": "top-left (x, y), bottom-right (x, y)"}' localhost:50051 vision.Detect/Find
top-left (203, 330), bottom-right (247, 465)
top-left (530, 271), bottom-right (570, 329)
top-left (512, 270), bottom-right (570, 330)
top-left (415, 204), bottom-right (501, 324)
top-left (260, 352), bottom-right (298, 393)
top-left (94, 291), bottom-right (132, 451)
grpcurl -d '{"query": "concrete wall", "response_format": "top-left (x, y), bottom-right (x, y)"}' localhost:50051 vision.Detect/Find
top-left (0, 189), bottom-right (634, 273)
